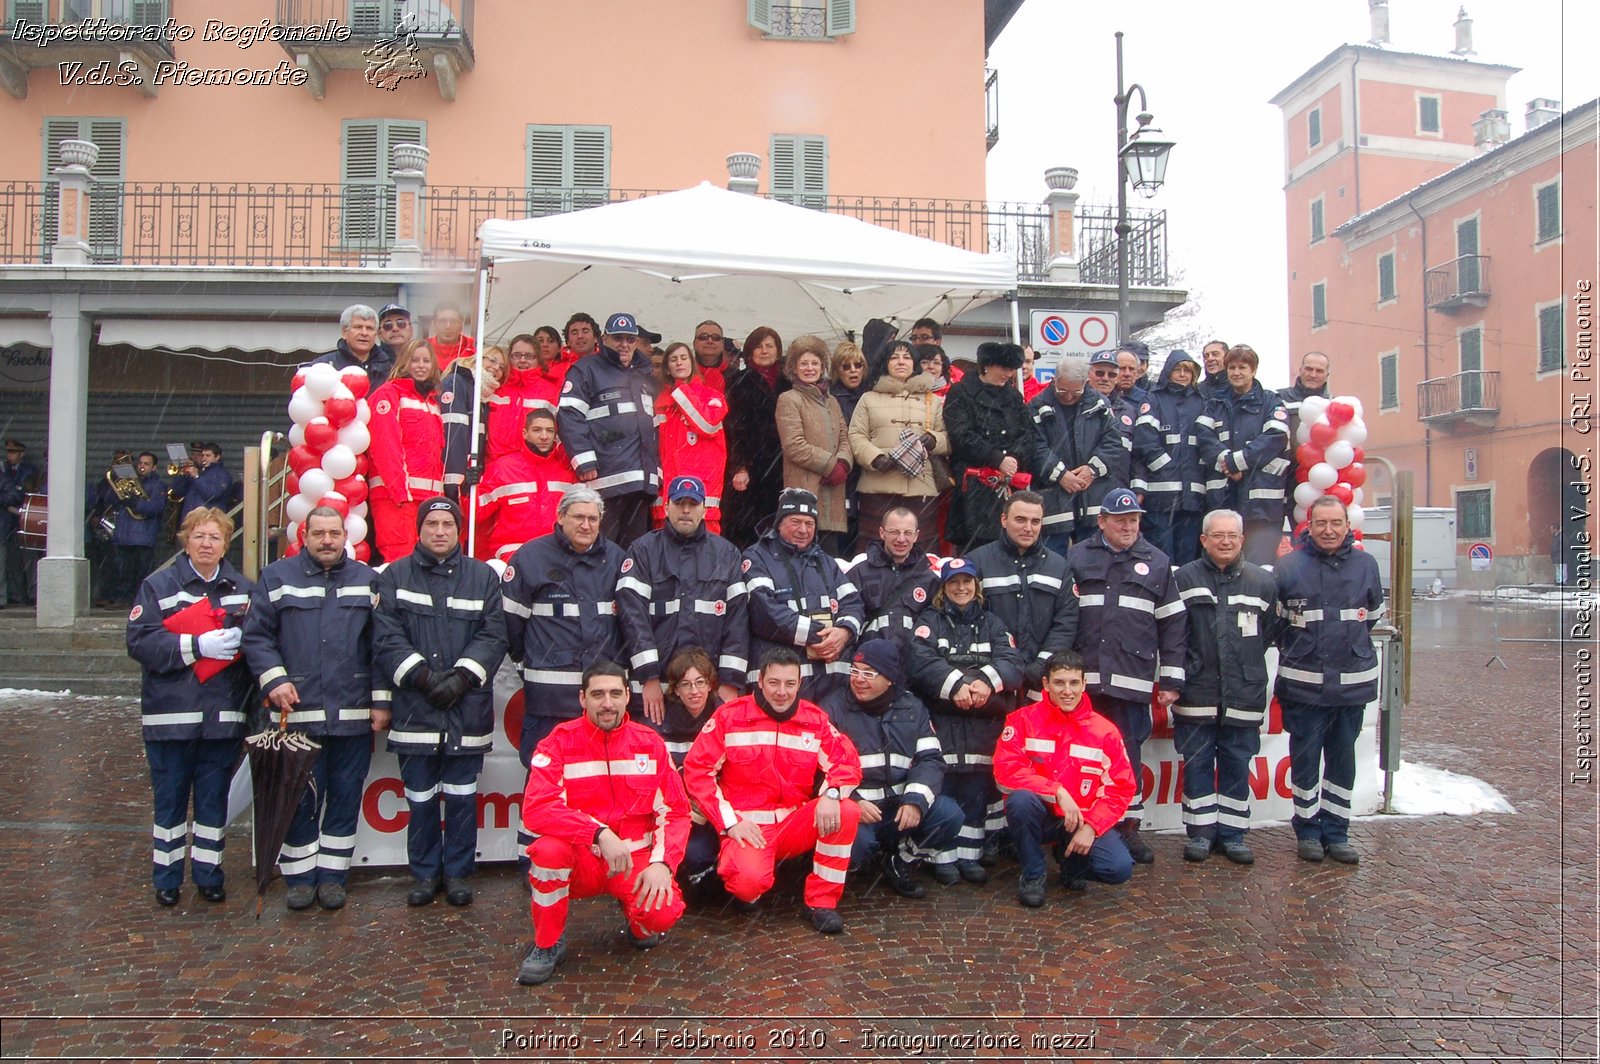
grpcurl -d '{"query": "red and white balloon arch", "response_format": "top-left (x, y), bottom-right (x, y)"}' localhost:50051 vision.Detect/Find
top-left (281, 363), bottom-right (374, 562)
top-left (1291, 394), bottom-right (1370, 548)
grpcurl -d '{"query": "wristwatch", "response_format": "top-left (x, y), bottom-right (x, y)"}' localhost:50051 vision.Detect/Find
top-left (823, 786), bottom-right (841, 800)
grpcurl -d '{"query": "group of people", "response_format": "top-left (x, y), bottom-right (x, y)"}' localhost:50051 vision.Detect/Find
top-left (127, 387), bottom-right (1383, 989)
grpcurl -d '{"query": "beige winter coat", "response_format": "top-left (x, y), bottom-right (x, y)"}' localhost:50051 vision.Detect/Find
top-left (848, 372), bottom-right (949, 499)
top-left (775, 380), bottom-right (852, 531)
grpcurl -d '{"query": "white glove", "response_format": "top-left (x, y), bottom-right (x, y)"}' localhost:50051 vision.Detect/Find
top-left (196, 628), bottom-right (241, 661)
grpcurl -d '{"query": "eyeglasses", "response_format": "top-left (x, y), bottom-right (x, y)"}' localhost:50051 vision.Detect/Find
top-left (1204, 532), bottom-right (1243, 541)
top-left (675, 677), bottom-right (710, 691)
top-left (1090, 367), bottom-right (1118, 376)
top-left (380, 319), bottom-right (409, 329)
top-left (695, 333), bottom-right (724, 343)
top-left (848, 667), bottom-right (880, 680)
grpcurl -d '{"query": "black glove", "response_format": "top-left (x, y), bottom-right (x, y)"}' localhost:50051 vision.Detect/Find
top-left (871, 454), bottom-right (895, 473)
top-left (463, 464), bottom-right (482, 488)
top-left (920, 433), bottom-right (937, 452)
top-left (426, 667), bottom-right (475, 709)
top-left (407, 665), bottom-right (434, 692)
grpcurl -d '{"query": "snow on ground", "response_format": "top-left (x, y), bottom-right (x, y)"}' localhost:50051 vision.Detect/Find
top-left (1381, 759), bottom-right (1516, 817)
top-left (0, 687), bottom-right (71, 699)
top-left (1443, 586), bottom-right (1599, 608)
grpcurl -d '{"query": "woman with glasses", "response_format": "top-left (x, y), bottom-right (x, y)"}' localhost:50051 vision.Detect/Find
top-left (907, 557), bottom-right (1025, 886)
top-left (661, 647), bottom-right (727, 893)
top-left (722, 326), bottom-right (789, 548)
top-left (655, 342), bottom-right (729, 534)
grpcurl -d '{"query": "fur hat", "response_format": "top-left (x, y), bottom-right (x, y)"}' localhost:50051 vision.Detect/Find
top-left (976, 341), bottom-right (1025, 371)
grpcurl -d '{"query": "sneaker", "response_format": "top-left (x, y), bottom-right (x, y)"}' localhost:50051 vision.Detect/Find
top-left (1219, 839), bottom-right (1255, 865)
top-left (1182, 837), bottom-right (1213, 863)
top-left (1120, 823), bottom-right (1155, 865)
top-left (516, 938), bottom-right (568, 986)
top-left (803, 905), bottom-right (844, 934)
top-left (444, 877), bottom-right (473, 906)
top-left (956, 859), bottom-right (990, 884)
top-left (930, 862), bottom-right (961, 886)
top-left (881, 853), bottom-right (926, 898)
top-left (1296, 838), bottom-right (1326, 863)
top-left (1324, 842), bottom-right (1360, 865)
top-left (317, 883), bottom-right (347, 909)
top-left (1017, 874), bottom-right (1047, 908)
top-left (285, 884), bottom-right (316, 911)
top-left (407, 877), bottom-right (442, 906)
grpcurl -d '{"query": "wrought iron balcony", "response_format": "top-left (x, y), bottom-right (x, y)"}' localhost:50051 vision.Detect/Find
top-left (1425, 254), bottom-right (1490, 312)
top-left (768, 4), bottom-right (825, 38)
top-left (272, 0), bottom-right (474, 100)
top-left (985, 67), bottom-right (1000, 151)
top-left (0, 0), bottom-right (173, 99)
top-left (1417, 370), bottom-right (1500, 428)
top-left (0, 180), bottom-right (1171, 289)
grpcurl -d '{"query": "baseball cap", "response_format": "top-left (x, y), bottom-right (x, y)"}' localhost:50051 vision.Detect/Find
top-left (1088, 349), bottom-right (1118, 367)
top-left (604, 313), bottom-right (640, 336)
top-left (378, 303), bottom-right (410, 321)
top-left (638, 324), bottom-right (663, 344)
top-left (667, 475), bottom-right (706, 503)
top-left (939, 557), bottom-right (981, 582)
top-left (1100, 486), bottom-right (1145, 515)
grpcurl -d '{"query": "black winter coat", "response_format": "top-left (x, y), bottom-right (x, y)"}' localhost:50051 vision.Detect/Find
top-left (944, 373), bottom-right (1034, 548)
top-left (722, 367), bottom-right (790, 547)
top-left (1173, 555), bottom-right (1280, 725)
top-left (907, 600), bottom-right (1025, 771)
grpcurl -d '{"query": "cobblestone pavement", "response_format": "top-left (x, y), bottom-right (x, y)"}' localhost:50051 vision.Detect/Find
top-left (0, 601), bottom-right (1593, 1062)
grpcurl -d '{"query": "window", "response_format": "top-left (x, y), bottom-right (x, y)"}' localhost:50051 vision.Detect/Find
top-left (1539, 303), bottom-right (1565, 373)
top-left (1536, 182), bottom-right (1561, 242)
top-left (1456, 488), bottom-right (1492, 539)
top-left (1418, 94), bottom-right (1441, 134)
top-left (748, 0), bottom-right (855, 38)
top-left (42, 117), bottom-right (125, 262)
top-left (770, 134), bottom-right (828, 208)
top-left (1380, 352), bottom-right (1399, 410)
top-left (1311, 282), bottom-right (1328, 328)
top-left (1309, 198), bottom-right (1325, 243)
top-left (341, 119), bottom-right (425, 247)
top-left (1459, 325), bottom-right (1483, 407)
top-left (1308, 107), bottom-right (1322, 148)
top-left (1378, 251), bottom-right (1396, 303)
top-left (526, 125), bottom-right (611, 215)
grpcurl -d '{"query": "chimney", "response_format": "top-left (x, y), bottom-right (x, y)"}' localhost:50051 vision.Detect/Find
top-left (1451, 7), bottom-right (1475, 56)
top-left (1367, 0), bottom-right (1389, 46)
top-left (1525, 98), bottom-right (1562, 132)
top-left (1472, 109), bottom-right (1509, 151)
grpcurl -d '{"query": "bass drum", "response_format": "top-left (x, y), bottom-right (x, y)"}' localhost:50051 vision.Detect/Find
top-left (17, 493), bottom-right (47, 551)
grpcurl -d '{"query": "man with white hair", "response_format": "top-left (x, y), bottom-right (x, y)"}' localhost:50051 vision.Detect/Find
top-left (313, 303), bottom-right (395, 387)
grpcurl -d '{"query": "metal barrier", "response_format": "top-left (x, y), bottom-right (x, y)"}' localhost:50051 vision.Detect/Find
top-left (1483, 583), bottom-right (1579, 667)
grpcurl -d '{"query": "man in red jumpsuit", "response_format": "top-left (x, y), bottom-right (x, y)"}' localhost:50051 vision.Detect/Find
top-left (517, 660), bottom-right (689, 986)
top-left (995, 650), bottom-right (1136, 909)
top-left (682, 647), bottom-right (862, 934)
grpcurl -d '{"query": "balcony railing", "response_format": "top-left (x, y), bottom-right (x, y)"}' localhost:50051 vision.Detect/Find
top-left (2, 0), bottom-right (172, 46)
top-left (768, 4), bottom-right (825, 38)
top-left (985, 67), bottom-right (1000, 150)
top-left (1425, 254), bottom-right (1490, 312)
top-left (0, 180), bottom-right (1170, 287)
top-left (275, 0), bottom-right (472, 42)
top-left (1418, 370), bottom-right (1500, 427)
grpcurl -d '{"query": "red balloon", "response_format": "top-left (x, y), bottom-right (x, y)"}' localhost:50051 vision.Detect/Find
top-left (291, 368), bottom-right (307, 393)
top-left (1309, 421), bottom-right (1338, 448)
top-left (333, 474), bottom-right (368, 507)
top-left (1352, 529), bottom-right (1364, 540)
top-left (317, 493), bottom-right (350, 520)
top-left (1296, 443), bottom-right (1325, 468)
top-left (1344, 462), bottom-right (1367, 488)
top-left (1326, 401), bottom-right (1355, 426)
top-left (283, 538), bottom-right (301, 558)
top-left (1327, 483), bottom-right (1354, 506)
top-left (1293, 520), bottom-right (1310, 539)
top-left (353, 452), bottom-right (371, 478)
top-left (352, 541), bottom-right (371, 562)
top-left (1294, 465), bottom-right (1311, 483)
top-left (339, 367), bottom-right (370, 401)
top-left (323, 395), bottom-right (357, 428)
top-left (287, 444), bottom-right (320, 475)
top-left (1351, 446), bottom-right (1366, 464)
top-left (304, 416), bottom-right (338, 454)
top-left (285, 471), bottom-right (300, 497)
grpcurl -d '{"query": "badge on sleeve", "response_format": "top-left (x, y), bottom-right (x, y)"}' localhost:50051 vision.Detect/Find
top-left (1134, 562), bottom-right (1150, 575)
top-left (634, 753), bottom-right (652, 773)
top-left (914, 624), bottom-right (931, 639)
top-left (620, 558), bottom-right (634, 574)
top-left (562, 380), bottom-right (573, 393)
top-left (713, 600), bottom-right (726, 616)
top-left (1122, 415), bottom-right (1133, 426)
top-left (440, 391), bottom-right (454, 405)
top-left (530, 752), bottom-right (551, 768)
top-left (741, 558), bottom-right (752, 573)
top-left (502, 565), bottom-right (515, 583)
top-left (128, 604), bottom-right (143, 622)
top-left (1273, 408), bottom-right (1288, 421)
top-left (375, 399), bottom-right (392, 416)
top-left (912, 586), bottom-right (927, 603)
top-left (1000, 725), bottom-right (1015, 742)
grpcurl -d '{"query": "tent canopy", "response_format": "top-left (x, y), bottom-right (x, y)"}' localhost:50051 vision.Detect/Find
top-left (476, 183), bottom-right (1017, 348)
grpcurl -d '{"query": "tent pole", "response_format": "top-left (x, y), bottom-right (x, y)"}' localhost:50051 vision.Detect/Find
top-left (467, 258), bottom-right (491, 557)
top-left (1008, 290), bottom-right (1025, 390)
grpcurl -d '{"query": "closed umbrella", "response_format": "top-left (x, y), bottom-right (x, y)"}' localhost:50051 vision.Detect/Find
top-left (245, 705), bottom-right (322, 919)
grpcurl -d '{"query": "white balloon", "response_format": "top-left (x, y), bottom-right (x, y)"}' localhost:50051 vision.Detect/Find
top-left (356, 398), bottom-right (371, 425)
top-left (329, 383), bottom-right (354, 404)
top-left (1300, 395), bottom-right (1331, 421)
top-left (1339, 418), bottom-right (1368, 446)
top-left (304, 361), bottom-right (341, 400)
top-left (1352, 487), bottom-right (1365, 506)
top-left (285, 496), bottom-right (311, 525)
top-left (1296, 421), bottom-right (1313, 445)
top-left (299, 468), bottom-right (334, 502)
top-left (287, 387), bottom-right (322, 426)
top-left (288, 422), bottom-right (306, 448)
top-left (1348, 503), bottom-right (1366, 530)
top-left (320, 444), bottom-right (358, 480)
top-left (344, 513), bottom-right (368, 543)
top-left (351, 501), bottom-right (369, 519)
top-left (1324, 440), bottom-right (1355, 469)
top-left (284, 520), bottom-right (300, 545)
top-left (1293, 505), bottom-right (1308, 524)
top-left (1308, 462), bottom-right (1339, 490)
top-left (485, 558), bottom-right (508, 580)
top-left (337, 420), bottom-right (370, 455)
top-left (1293, 481), bottom-right (1323, 508)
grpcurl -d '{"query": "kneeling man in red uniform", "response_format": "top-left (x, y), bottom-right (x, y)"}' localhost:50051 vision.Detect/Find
top-left (518, 661), bottom-right (689, 985)
top-left (996, 650), bottom-right (1136, 909)
top-left (683, 647), bottom-right (862, 934)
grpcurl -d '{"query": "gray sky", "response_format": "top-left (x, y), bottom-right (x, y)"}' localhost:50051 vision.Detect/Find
top-left (987, 0), bottom-right (1598, 388)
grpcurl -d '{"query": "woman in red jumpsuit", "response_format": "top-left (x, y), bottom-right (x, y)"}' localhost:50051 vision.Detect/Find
top-left (655, 342), bottom-right (728, 533)
top-left (367, 340), bottom-right (445, 562)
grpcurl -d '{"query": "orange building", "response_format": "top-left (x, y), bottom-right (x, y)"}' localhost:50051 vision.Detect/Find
top-left (1273, 36), bottom-right (1595, 585)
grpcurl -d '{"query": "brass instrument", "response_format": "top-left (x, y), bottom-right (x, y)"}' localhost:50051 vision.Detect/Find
top-left (107, 464), bottom-right (150, 506)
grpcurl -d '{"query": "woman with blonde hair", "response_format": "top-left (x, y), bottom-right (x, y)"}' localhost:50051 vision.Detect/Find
top-left (775, 335), bottom-right (852, 554)
top-left (367, 339), bottom-right (444, 561)
top-left (655, 341), bottom-right (729, 532)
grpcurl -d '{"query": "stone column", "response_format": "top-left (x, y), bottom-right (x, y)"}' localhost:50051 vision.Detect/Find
top-left (726, 152), bottom-right (760, 195)
top-left (389, 143), bottom-right (429, 269)
top-left (1043, 166), bottom-right (1080, 283)
top-left (37, 293), bottom-right (91, 628)
top-left (51, 139), bottom-right (98, 266)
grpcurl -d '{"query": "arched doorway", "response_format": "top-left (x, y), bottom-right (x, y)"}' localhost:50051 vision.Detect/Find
top-left (1527, 447), bottom-right (1580, 578)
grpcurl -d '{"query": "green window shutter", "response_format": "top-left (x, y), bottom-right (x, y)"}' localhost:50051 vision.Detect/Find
top-left (1380, 354), bottom-right (1398, 409)
top-left (1539, 304), bottom-right (1564, 372)
top-left (349, 0), bottom-right (386, 35)
top-left (1419, 96), bottom-right (1440, 133)
top-left (1456, 489), bottom-right (1491, 539)
top-left (569, 125), bottom-right (611, 210)
top-left (1536, 183), bottom-right (1560, 242)
top-left (1310, 199), bottom-right (1324, 243)
top-left (826, 0), bottom-right (855, 36)
top-left (1311, 283), bottom-right (1327, 328)
top-left (1378, 252), bottom-right (1396, 302)
top-left (41, 117), bottom-right (124, 262)
top-left (526, 125), bottom-right (611, 215)
top-left (771, 134), bottom-right (827, 207)
top-left (1307, 108), bottom-right (1321, 148)
top-left (747, 0), bottom-right (772, 33)
top-left (341, 119), bottom-right (425, 247)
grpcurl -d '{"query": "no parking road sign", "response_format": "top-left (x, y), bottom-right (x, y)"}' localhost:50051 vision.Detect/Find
top-left (1030, 309), bottom-right (1120, 362)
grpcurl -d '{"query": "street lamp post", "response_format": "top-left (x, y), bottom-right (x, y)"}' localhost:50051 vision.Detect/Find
top-left (1114, 30), bottom-right (1175, 343)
